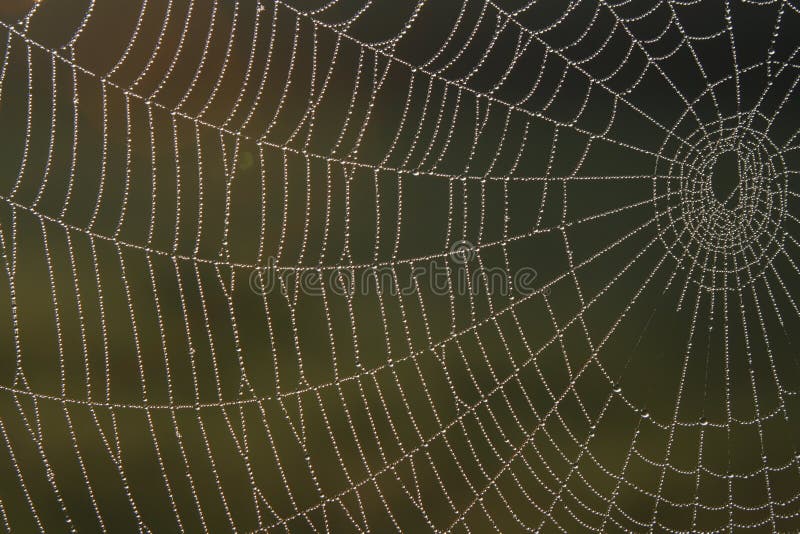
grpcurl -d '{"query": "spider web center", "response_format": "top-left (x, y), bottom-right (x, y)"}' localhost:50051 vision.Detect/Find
top-left (710, 150), bottom-right (740, 206)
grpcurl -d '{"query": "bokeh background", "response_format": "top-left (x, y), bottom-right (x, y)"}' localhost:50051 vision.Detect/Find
top-left (1, 0), bottom-right (800, 531)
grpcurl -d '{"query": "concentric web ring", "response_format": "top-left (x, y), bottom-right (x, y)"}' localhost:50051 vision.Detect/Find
top-left (654, 111), bottom-right (790, 290)
top-left (0, 0), bottom-right (799, 532)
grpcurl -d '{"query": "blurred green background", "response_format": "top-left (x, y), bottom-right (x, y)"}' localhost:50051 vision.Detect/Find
top-left (0, 0), bottom-right (799, 532)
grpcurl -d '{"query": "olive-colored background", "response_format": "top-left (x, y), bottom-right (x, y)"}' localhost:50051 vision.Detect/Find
top-left (0, 0), bottom-right (799, 532)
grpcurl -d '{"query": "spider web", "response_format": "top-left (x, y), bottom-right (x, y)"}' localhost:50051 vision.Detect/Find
top-left (0, 0), bottom-right (799, 531)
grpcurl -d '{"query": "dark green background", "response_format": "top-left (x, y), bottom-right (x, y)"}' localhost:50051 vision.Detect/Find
top-left (0, 0), bottom-right (799, 531)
